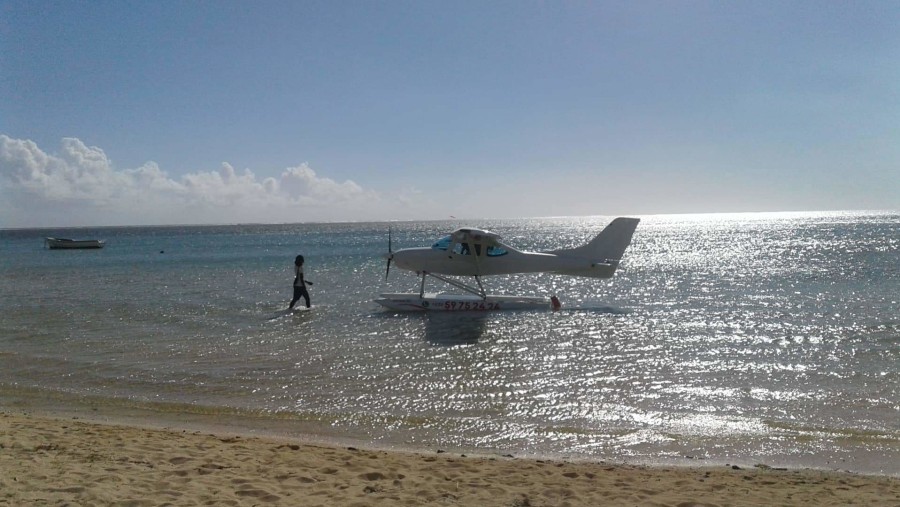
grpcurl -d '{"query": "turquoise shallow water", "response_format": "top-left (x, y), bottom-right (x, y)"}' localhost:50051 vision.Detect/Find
top-left (1, 211), bottom-right (898, 474)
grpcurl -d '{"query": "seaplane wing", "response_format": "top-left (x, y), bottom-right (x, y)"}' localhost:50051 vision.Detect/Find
top-left (386, 217), bottom-right (640, 278)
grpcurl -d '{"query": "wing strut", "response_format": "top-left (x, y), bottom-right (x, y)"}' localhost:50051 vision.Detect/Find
top-left (418, 272), bottom-right (487, 299)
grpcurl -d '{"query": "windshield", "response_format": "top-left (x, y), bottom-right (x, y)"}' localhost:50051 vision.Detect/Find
top-left (431, 236), bottom-right (451, 251)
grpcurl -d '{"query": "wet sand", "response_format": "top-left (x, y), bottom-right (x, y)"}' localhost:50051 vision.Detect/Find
top-left (2, 410), bottom-right (898, 506)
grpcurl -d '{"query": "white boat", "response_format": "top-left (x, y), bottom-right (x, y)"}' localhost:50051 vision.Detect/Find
top-left (375, 293), bottom-right (555, 312)
top-left (45, 237), bottom-right (105, 249)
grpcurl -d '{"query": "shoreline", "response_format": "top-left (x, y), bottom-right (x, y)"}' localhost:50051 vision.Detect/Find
top-left (5, 385), bottom-right (898, 478)
top-left (3, 410), bottom-right (899, 506)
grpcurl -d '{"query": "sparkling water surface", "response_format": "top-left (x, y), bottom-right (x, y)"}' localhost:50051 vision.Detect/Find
top-left (1, 212), bottom-right (897, 474)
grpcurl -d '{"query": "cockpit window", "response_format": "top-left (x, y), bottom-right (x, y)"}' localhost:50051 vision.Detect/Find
top-left (431, 236), bottom-right (451, 251)
top-left (452, 242), bottom-right (479, 255)
top-left (432, 235), bottom-right (507, 256)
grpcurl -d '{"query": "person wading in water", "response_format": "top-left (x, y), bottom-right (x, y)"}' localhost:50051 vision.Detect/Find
top-left (289, 255), bottom-right (313, 309)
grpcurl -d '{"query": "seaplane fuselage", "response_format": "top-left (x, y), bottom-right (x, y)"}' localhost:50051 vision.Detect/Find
top-left (392, 245), bottom-right (618, 277)
top-left (387, 217), bottom-right (640, 279)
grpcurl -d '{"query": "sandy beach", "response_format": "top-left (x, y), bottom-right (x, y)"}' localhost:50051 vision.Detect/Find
top-left (2, 410), bottom-right (898, 506)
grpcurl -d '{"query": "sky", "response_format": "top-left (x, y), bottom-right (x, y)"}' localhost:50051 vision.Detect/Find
top-left (1, 0), bottom-right (898, 227)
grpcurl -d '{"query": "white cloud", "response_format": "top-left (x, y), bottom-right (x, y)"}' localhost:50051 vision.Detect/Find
top-left (0, 135), bottom-right (425, 227)
top-left (279, 164), bottom-right (368, 204)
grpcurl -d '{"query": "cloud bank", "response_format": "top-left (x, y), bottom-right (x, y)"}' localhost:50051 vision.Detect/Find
top-left (0, 135), bottom-right (425, 227)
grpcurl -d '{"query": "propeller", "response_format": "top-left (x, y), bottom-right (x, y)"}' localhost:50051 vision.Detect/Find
top-left (385, 226), bottom-right (393, 281)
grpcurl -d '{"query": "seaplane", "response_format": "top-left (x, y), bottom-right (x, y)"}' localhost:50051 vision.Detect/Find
top-left (375, 217), bottom-right (640, 311)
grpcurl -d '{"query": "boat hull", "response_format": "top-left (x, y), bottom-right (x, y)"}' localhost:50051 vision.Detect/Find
top-left (375, 293), bottom-right (552, 312)
top-left (45, 238), bottom-right (105, 249)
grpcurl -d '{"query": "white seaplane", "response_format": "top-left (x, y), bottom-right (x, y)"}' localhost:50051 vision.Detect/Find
top-left (375, 217), bottom-right (640, 311)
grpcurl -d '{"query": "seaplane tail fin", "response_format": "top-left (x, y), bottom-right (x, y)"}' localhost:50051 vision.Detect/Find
top-left (582, 217), bottom-right (640, 261)
top-left (549, 217), bottom-right (640, 278)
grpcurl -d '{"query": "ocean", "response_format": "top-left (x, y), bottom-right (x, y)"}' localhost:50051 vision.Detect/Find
top-left (1, 211), bottom-right (897, 475)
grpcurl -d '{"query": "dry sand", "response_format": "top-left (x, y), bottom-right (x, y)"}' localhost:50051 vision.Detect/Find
top-left (2, 411), bottom-right (898, 506)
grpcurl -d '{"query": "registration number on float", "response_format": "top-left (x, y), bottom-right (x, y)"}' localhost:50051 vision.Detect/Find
top-left (443, 301), bottom-right (500, 311)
